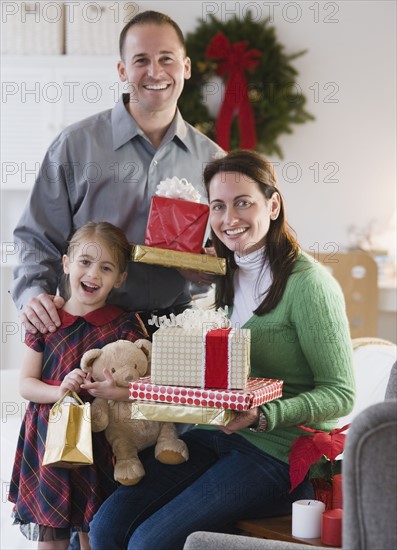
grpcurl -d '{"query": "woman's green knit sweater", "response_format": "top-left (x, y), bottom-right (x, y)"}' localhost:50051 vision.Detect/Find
top-left (203, 252), bottom-right (355, 465)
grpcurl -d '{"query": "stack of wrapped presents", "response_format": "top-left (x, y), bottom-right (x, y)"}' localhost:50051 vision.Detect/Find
top-left (130, 309), bottom-right (283, 426)
top-left (130, 177), bottom-right (282, 425)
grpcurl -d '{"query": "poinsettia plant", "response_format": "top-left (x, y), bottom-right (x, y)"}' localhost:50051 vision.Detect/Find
top-left (289, 424), bottom-right (350, 492)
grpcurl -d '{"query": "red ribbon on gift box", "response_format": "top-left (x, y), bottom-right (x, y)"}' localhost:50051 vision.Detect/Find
top-left (205, 32), bottom-right (261, 151)
top-left (204, 328), bottom-right (232, 389)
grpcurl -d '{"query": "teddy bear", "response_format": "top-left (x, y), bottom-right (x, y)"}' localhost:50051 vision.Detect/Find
top-left (80, 339), bottom-right (189, 485)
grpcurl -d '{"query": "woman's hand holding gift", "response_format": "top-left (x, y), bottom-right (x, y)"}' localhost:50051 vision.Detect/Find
top-left (218, 407), bottom-right (260, 435)
top-left (177, 268), bottom-right (216, 286)
top-left (178, 247), bottom-right (218, 285)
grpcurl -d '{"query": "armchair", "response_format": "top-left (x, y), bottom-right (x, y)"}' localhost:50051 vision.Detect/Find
top-left (184, 399), bottom-right (397, 550)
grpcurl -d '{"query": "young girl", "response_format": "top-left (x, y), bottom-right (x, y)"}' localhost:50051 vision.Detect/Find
top-left (8, 221), bottom-right (147, 550)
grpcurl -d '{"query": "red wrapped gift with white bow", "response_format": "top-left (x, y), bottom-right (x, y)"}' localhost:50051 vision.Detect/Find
top-left (144, 177), bottom-right (209, 254)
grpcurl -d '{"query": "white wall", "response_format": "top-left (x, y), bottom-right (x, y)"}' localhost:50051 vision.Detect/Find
top-left (141, 0), bottom-right (396, 252)
top-left (1, 0), bottom-right (395, 349)
top-left (2, 0), bottom-right (396, 252)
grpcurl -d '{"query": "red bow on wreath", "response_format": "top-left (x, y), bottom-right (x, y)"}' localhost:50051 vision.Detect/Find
top-left (205, 32), bottom-right (261, 151)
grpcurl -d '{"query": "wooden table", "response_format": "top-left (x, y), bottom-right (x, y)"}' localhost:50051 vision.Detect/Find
top-left (236, 515), bottom-right (336, 547)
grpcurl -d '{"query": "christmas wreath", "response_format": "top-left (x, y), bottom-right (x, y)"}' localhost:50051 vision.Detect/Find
top-left (179, 14), bottom-right (314, 157)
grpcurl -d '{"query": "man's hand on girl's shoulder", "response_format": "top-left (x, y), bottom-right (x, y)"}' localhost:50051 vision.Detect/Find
top-left (21, 293), bottom-right (64, 334)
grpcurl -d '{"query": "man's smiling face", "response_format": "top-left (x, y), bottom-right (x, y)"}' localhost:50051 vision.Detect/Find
top-left (117, 23), bottom-right (191, 119)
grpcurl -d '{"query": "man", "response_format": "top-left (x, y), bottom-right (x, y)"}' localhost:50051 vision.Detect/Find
top-left (12, 11), bottom-right (222, 335)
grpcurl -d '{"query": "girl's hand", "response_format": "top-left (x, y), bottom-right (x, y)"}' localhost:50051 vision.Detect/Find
top-left (217, 407), bottom-right (260, 435)
top-left (80, 369), bottom-right (117, 399)
top-left (59, 368), bottom-right (87, 397)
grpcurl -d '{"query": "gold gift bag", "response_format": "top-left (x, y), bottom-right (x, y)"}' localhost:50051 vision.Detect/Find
top-left (42, 391), bottom-right (93, 468)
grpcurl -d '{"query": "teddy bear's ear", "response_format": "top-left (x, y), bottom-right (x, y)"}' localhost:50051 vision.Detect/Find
top-left (80, 348), bottom-right (102, 373)
top-left (134, 339), bottom-right (152, 373)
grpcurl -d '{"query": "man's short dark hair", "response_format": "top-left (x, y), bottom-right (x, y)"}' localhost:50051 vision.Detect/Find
top-left (119, 10), bottom-right (186, 60)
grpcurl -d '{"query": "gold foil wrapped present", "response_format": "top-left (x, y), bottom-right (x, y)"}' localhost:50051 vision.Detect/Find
top-left (131, 244), bottom-right (226, 275)
top-left (131, 401), bottom-right (236, 426)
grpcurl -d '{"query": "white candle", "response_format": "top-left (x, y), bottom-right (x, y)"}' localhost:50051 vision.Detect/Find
top-left (292, 499), bottom-right (326, 538)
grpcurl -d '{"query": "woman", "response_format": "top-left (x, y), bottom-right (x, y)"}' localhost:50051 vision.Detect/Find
top-left (89, 150), bottom-right (355, 550)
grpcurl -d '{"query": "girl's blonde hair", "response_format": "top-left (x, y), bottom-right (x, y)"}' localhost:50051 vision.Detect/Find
top-left (66, 221), bottom-right (131, 273)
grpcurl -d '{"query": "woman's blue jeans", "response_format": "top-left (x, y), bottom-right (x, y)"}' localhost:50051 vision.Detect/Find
top-left (89, 429), bottom-right (313, 550)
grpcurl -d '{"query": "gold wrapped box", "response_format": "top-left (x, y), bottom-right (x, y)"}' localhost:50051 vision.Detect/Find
top-left (131, 401), bottom-right (236, 426)
top-left (131, 244), bottom-right (226, 275)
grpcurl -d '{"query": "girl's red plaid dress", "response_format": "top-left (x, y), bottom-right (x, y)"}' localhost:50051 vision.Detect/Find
top-left (8, 305), bottom-right (145, 539)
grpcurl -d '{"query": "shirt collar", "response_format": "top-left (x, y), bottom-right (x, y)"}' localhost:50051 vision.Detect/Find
top-left (59, 305), bottom-right (125, 328)
top-left (234, 245), bottom-right (266, 264)
top-left (112, 95), bottom-right (140, 150)
top-left (112, 94), bottom-right (190, 152)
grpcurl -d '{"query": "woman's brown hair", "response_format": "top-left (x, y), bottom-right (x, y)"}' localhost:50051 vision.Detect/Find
top-left (204, 150), bottom-right (300, 315)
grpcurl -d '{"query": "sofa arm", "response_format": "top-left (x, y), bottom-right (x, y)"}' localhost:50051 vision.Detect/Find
top-left (183, 532), bottom-right (325, 550)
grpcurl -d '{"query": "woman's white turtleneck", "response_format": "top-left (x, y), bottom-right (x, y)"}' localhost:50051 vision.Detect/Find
top-left (230, 246), bottom-right (272, 327)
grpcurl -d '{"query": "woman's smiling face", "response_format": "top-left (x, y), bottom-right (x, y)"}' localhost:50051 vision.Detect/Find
top-left (208, 171), bottom-right (280, 256)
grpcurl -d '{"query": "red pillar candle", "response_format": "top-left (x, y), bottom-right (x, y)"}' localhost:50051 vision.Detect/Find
top-left (332, 473), bottom-right (343, 509)
top-left (321, 508), bottom-right (343, 547)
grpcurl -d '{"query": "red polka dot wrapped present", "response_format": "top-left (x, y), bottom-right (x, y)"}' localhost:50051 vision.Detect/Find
top-left (129, 377), bottom-right (283, 412)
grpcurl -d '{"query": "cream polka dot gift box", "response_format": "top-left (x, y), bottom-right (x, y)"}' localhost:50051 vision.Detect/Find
top-left (151, 326), bottom-right (251, 390)
top-left (149, 308), bottom-right (254, 390)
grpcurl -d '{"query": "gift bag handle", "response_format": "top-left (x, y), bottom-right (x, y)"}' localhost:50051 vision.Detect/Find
top-left (53, 390), bottom-right (85, 408)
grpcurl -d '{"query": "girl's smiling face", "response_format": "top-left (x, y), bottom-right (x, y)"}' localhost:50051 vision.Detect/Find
top-left (63, 237), bottom-right (126, 314)
top-left (208, 171), bottom-right (281, 256)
